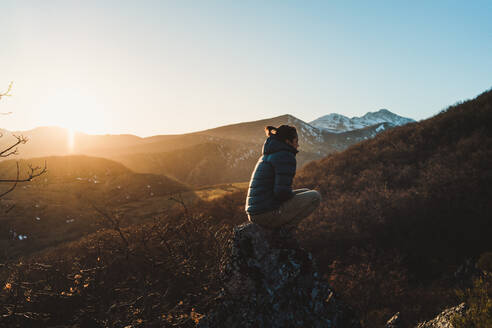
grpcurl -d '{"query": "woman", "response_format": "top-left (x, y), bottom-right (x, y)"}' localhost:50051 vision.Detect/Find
top-left (245, 125), bottom-right (321, 230)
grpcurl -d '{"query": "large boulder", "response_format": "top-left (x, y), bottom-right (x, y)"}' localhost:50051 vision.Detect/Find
top-left (198, 222), bottom-right (360, 328)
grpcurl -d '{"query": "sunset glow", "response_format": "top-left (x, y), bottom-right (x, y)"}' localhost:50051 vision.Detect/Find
top-left (1, 1), bottom-right (490, 137)
top-left (36, 88), bottom-right (108, 135)
top-left (68, 127), bottom-right (74, 153)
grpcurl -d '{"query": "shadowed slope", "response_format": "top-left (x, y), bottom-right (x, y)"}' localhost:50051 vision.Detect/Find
top-left (293, 88), bottom-right (492, 326)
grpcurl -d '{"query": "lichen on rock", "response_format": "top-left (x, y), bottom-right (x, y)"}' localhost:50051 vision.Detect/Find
top-left (415, 303), bottom-right (467, 328)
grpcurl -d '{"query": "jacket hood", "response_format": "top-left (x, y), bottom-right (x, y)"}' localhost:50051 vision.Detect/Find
top-left (262, 135), bottom-right (299, 155)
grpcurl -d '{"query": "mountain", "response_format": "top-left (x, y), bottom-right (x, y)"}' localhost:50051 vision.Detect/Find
top-left (0, 115), bottom-right (335, 186)
top-left (0, 112), bottom-right (413, 186)
top-left (310, 109), bottom-right (415, 133)
top-left (190, 114), bottom-right (329, 155)
top-left (0, 126), bottom-right (147, 159)
top-left (114, 142), bottom-right (259, 186)
top-left (323, 122), bottom-right (401, 152)
top-left (112, 116), bottom-right (331, 186)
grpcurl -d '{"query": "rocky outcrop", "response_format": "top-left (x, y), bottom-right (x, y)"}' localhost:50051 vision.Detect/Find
top-left (198, 222), bottom-right (360, 328)
top-left (415, 303), bottom-right (466, 328)
top-left (385, 312), bottom-right (401, 328)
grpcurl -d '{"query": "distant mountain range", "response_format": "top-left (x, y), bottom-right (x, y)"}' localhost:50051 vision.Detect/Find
top-left (309, 109), bottom-right (415, 133)
top-left (0, 109), bottom-right (415, 186)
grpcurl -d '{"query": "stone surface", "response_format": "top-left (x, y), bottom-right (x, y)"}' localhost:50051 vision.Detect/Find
top-left (385, 312), bottom-right (401, 328)
top-left (198, 222), bottom-right (360, 328)
top-left (415, 303), bottom-right (466, 328)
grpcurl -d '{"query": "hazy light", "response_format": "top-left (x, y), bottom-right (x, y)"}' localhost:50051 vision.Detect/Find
top-left (36, 87), bottom-right (107, 134)
top-left (1, 2), bottom-right (490, 136)
top-left (68, 127), bottom-right (74, 153)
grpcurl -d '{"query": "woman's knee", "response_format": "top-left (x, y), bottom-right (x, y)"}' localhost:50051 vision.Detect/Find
top-left (308, 190), bottom-right (322, 204)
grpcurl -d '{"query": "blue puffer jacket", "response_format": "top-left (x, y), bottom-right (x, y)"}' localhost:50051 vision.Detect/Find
top-left (245, 135), bottom-right (298, 215)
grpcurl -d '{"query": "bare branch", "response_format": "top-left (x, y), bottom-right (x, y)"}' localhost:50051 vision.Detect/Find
top-left (0, 135), bottom-right (28, 157)
top-left (0, 162), bottom-right (20, 198)
top-left (91, 203), bottom-right (130, 250)
top-left (0, 81), bottom-right (13, 116)
top-left (169, 192), bottom-right (189, 217)
top-left (0, 160), bottom-right (47, 183)
top-left (0, 82), bottom-right (48, 199)
top-left (5, 204), bottom-right (15, 214)
top-left (0, 81), bottom-right (13, 101)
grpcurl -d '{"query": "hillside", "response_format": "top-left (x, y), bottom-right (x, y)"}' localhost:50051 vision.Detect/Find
top-left (0, 155), bottom-right (191, 260)
top-left (114, 140), bottom-right (323, 187)
top-left (0, 127), bottom-right (148, 159)
top-left (114, 142), bottom-right (258, 186)
top-left (113, 114), bottom-right (408, 186)
top-left (294, 89), bottom-right (492, 326)
top-left (0, 183), bottom-right (248, 327)
top-left (0, 115), bottom-right (336, 161)
top-left (189, 114), bottom-right (331, 155)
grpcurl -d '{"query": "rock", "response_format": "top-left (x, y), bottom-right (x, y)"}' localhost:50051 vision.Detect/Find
top-left (198, 222), bottom-right (360, 328)
top-left (386, 312), bottom-right (400, 328)
top-left (415, 303), bottom-right (466, 328)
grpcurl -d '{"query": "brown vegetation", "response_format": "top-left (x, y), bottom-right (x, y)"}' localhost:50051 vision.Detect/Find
top-left (294, 89), bottom-right (492, 326)
top-left (0, 155), bottom-right (190, 262)
top-left (0, 190), bottom-right (247, 327)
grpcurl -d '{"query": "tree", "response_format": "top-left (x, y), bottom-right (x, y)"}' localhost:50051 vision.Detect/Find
top-left (0, 82), bottom-right (46, 198)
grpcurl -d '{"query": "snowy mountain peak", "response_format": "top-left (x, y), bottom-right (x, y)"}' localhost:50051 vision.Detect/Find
top-left (325, 113), bottom-right (349, 119)
top-left (310, 109), bottom-right (415, 133)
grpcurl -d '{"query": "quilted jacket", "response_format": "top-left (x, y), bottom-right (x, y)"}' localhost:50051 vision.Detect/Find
top-left (245, 135), bottom-right (298, 215)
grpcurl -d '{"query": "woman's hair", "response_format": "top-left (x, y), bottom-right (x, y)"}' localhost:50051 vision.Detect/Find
top-left (264, 125), bottom-right (298, 142)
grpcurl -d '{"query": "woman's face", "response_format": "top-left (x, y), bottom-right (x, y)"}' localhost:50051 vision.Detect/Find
top-left (286, 137), bottom-right (299, 150)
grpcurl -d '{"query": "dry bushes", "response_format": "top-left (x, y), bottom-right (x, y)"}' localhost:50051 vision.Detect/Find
top-left (0, 190), bottom-right (248, 327)
top-left (294, 89), bottom-right (492, 326)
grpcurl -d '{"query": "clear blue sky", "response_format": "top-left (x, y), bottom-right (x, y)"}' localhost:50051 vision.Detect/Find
top-left (1, 0), bottom-right (491, 136)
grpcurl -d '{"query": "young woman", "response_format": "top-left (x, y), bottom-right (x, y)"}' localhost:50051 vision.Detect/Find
top-left (245, 125), bottom-right (321, 229)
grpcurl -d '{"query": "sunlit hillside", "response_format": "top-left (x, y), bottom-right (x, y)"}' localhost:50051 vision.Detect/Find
top-left (114, 142), bottom-right (258, 186)
top-left (0, 155), bottom-right (191, 260)
top-left (0, 128), bottom-right (147, 159)
top-left (115, 143), bottom-right (325, 187)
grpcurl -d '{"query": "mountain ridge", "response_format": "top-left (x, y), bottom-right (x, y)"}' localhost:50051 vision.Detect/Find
top-left (1, 110), bottom-right (414, 144)
top-left (0, 110), bottom-right (415, 186)
top-left (310, 109), bottom-right (415, 133)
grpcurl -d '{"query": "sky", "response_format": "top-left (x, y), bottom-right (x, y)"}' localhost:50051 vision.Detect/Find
top-left (1, 0), bottom-right (491, 137)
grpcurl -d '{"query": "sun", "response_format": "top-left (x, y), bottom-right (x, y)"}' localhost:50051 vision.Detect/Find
top-left (37, 87), bottom-right (108, 135)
